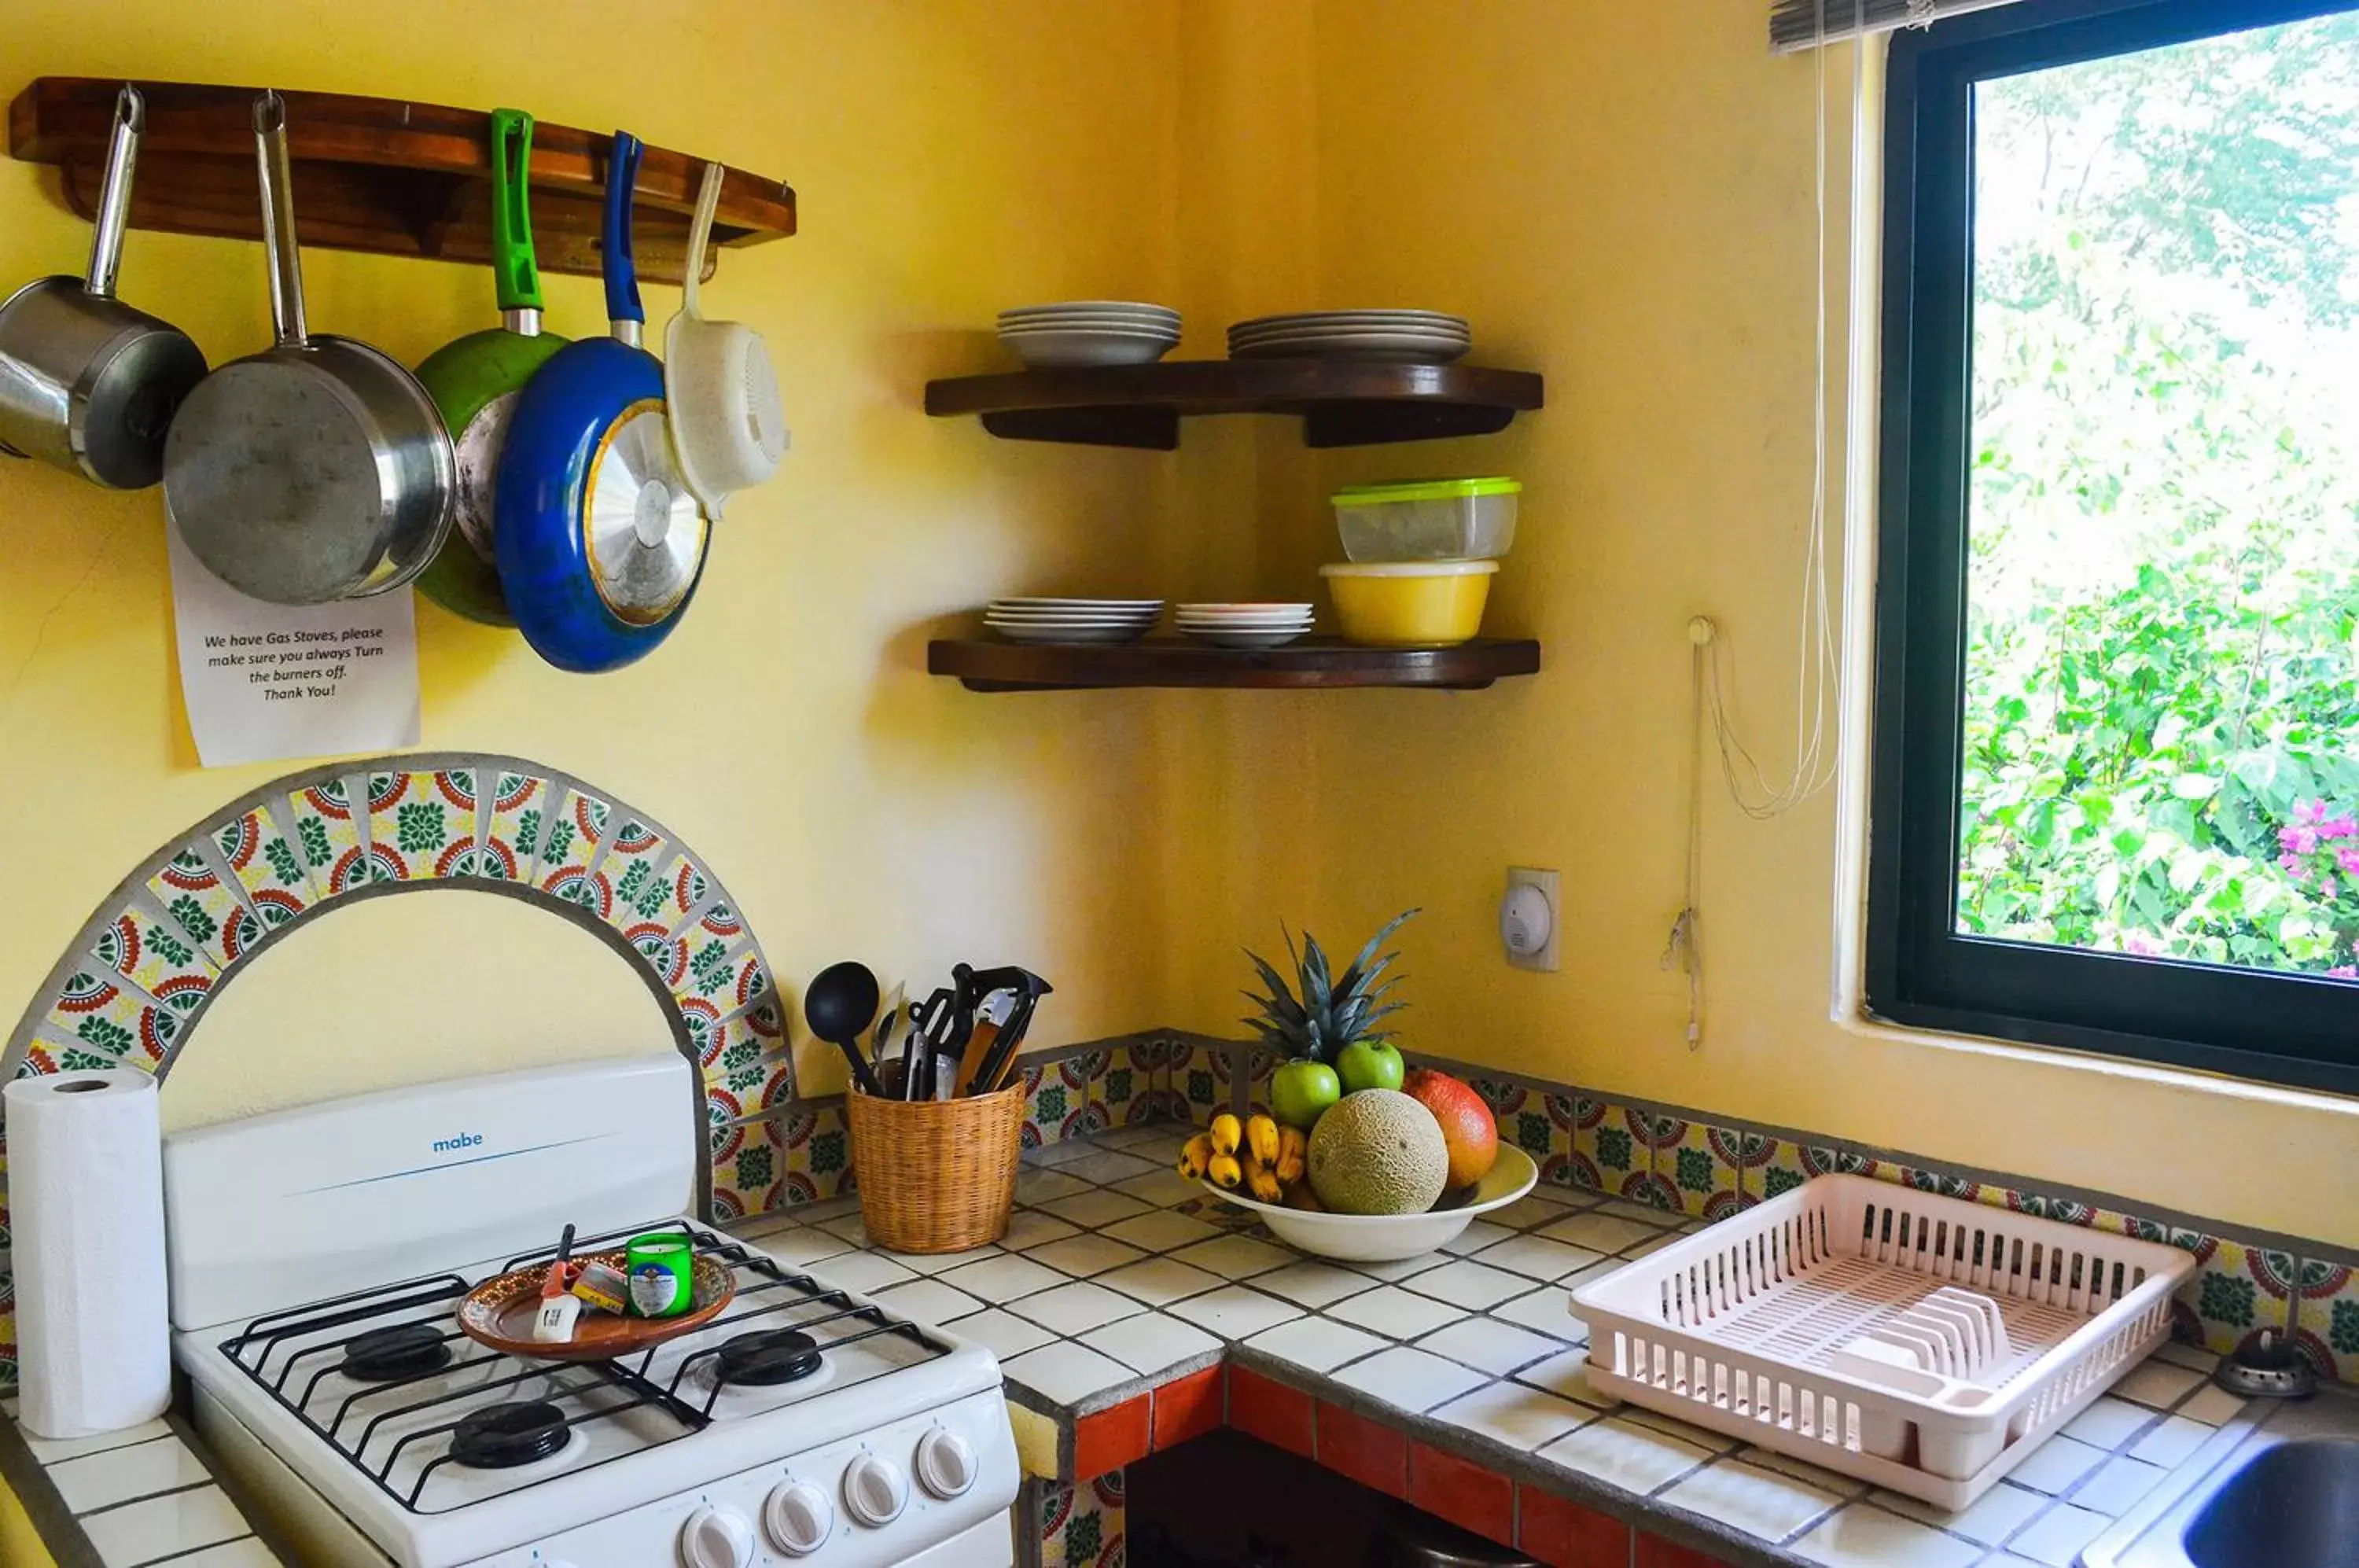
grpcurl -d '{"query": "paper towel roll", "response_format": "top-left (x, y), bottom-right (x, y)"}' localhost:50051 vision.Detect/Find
top-left (6, 1069), bottom-right (170, 1439)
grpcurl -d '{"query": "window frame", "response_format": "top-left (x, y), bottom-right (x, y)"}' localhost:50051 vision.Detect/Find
top-left (1867, 0), bottom-right (2359, 1095)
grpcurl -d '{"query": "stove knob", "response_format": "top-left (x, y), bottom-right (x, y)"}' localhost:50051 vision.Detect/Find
top-left (841, 1451), bottom-right (909, 1528)
top-left (679, 1503), bottom-right (756, 1568)
top-left (915, 1426), bottom-right (977, 1500)
top-left (764, 1479), bottom-right (834, 1556)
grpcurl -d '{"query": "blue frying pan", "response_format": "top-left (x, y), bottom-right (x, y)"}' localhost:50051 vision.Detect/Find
top-left (495, 131), bottom-right (708, 673)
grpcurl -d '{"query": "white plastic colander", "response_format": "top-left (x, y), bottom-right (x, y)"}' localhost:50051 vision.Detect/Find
top-left (663, 162), bottom-right (788, 518)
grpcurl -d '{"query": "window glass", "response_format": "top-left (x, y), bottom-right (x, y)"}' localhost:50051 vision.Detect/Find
top-left (1960, 10), bottom-right (2359, 977)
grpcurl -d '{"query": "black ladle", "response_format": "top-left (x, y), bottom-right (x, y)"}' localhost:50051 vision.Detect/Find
top-left (804, 961), bottom-right (883, 1096)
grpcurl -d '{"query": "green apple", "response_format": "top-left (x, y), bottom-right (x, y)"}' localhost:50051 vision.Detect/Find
top-left (1270, 1059), bottom-right (1341, 1129)
top-left (1335, 1040), bottom-right (1405, 1095)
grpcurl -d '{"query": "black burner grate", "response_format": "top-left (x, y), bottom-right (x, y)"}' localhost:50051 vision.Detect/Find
top-left (218, 1219), bottom-right (954, 1515)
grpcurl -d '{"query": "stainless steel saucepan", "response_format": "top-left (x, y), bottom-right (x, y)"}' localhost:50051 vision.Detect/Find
top-left (0, 86), bottom-right (207, 489)
top-left (164, 92), bottom-right (455, 604)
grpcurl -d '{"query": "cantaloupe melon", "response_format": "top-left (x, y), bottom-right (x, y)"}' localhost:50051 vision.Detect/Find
top-left (1305, 1090), bottom-right (1448, 1215)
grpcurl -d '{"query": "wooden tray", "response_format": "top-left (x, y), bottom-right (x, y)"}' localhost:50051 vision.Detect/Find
top-left (455, 1249), bottom-right (735, 1362)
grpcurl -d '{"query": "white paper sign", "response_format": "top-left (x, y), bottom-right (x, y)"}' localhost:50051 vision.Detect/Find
top-left (165, 515), bottom-right (421, 768)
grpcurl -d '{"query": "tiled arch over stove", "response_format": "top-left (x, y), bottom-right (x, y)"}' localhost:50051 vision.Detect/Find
top-left (0, 752), bottom-right (797, 1385)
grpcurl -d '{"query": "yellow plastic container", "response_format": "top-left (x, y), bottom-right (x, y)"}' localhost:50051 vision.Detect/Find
top-left (1319, 559), bottom-right (1499, 646)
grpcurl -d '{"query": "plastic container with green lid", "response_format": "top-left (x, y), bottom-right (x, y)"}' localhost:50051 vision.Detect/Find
top-left (1331, 477), bottom-right (1520, 562)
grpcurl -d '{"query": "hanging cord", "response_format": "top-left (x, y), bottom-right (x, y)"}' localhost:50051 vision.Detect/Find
top-left (1662, 618), bottom-right (1713, 1050)
top-left (1669, 0), bottom-right (1860, 1045)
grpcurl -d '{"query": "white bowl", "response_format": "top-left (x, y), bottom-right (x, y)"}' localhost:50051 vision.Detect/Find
top-left (1000, 330), bottom-right (1180, 369)
top-left (1201, 1145), bottom-right (1538, 1262)
top-left (1180, 628), bottom-right (1311, 650)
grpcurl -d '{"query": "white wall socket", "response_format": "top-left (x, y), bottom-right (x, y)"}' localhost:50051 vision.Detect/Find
top-left (1501, 867), bottom-right (1560, 972)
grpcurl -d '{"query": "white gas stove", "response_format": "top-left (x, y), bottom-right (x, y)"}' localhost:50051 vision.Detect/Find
top-left (161, 1056), bottom-right (1020, 1567)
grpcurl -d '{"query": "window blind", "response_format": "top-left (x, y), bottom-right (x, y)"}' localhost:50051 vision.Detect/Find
top-left (1770, 0), bottom-right (2024, 52)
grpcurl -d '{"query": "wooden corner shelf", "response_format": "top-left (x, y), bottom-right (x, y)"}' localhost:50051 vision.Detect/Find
top-left (927, 637), bottom-right (1540, 691)
top-left (923, 360), bottom-right (1544, 449)
top-left (8, 78), bottom-right (797, 286)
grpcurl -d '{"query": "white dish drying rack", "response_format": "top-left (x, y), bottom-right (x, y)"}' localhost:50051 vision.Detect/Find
top-left (1569, 1175), bottom-right (2193, 1507)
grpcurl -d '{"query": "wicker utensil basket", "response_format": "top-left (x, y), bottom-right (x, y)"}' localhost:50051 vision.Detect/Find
top-left (845, 1080), bottom-right (1026, 1253)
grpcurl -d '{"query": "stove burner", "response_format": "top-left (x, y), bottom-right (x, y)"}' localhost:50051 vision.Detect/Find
top-left (340, 1323), bottom-right (453, 1382)
top-left (450, 1401), bottom-right (572, 1469)
top-left (716, 1328), bottom-right (823, 1387)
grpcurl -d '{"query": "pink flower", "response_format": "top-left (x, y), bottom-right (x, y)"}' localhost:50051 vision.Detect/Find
top-left (2296, 799), bottom-right (2331, 826)
top-left (2123, 931), bottom-right (2166, 956)
top-left (2338, 848), bottom-right (2359, 878)
top-left (2329, 966), bottom-right (2357, 980)
top-left (2281, 852), bottom-right (2310, 882)
top-left (2326, 878), bottom-right (2340, 898)
top-left (2324, 814), bottom-right (2359, 841)
top-left (2282, 825), bottom-right (2321, 855)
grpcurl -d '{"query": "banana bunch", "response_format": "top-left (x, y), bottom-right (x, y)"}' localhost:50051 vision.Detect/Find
top-left (1177, 1113), bottom-right (1311, 1208)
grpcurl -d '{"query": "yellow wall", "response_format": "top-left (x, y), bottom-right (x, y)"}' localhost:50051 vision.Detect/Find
top-left (0, 0), bottom-right (1198, 1112)
top-left (2, 0), bottom-right (2353, 1253)
top-left (2, 1475), bottom-right (57, 1568)
top-left (1235, 0), bottom-right (2359, 1246)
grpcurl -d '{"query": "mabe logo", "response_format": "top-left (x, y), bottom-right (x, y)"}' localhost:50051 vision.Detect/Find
top-left (431, 1132), bottom-right (485, 1154)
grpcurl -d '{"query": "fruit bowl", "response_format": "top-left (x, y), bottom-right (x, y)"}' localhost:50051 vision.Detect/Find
top-left (1202, 1145), bottom-right (1537, 1263)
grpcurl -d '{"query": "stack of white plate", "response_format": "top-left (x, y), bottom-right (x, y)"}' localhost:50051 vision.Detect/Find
top-left (984, 597), bottom-right (1165, 644)
top-left (998, 303), bottom-right (1182, 368)
top-left (1227, 311), bottom-right (1471, 364)
top-left (1176, 602), bottom-right (1316, 650)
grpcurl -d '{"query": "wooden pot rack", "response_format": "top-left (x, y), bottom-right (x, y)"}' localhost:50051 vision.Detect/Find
top-left (7, 78), bottom-right (796, 286)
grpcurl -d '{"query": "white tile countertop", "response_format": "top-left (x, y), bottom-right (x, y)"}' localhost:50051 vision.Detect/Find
top-left (0, 1120), bottom-right (2269, 1568)
top-left (0, 1403), bottom-right (283, 1568)
top-left (727, 1121), bottom-right (2269, 1568)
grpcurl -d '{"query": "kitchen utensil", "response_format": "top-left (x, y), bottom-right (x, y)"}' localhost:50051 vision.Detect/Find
top-left (998, 328), bottom-right (1178, 369)
top-left (1205, 1145), bottom-right (1537, 1264)
top-left (1333, 477), bottom-right (1521, 562)
top-left (164, 93), bottom-right (457, 605)
top-left (907, 986), bottom-right (962, 1100)
top-left (531, 1224), bottom-right (580, 1343)
top-left (0, 86), bottom-right (206, 490)
top-left (997, 300), bottom-right (1180, 322)
top-left (1571, 1174), bottom-right (2194, 1507)
top-left (966, 968), bottom-right (1053, 1095)
top-left (664, 161), bottom-right (787, 518)
top-left (456, 1246), bottom-right (734, 1362)
top-left (951, 1018), bottom-right (1001, 1098)
top-left (413, 109), bottom-right (570, 626)
top-left (495, 130), bottom-right (708, 672)
top-left (1321, 558), bottom-right (1499, 646)
top-left (802, 960), bottom-right (883, 1096)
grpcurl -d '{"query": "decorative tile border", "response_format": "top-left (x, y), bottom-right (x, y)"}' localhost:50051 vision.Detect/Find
top-left (1023, 1469), bottom-right (1124, 1568)
top-left (0, 753), bottom-right (786, 1388)
top-left (1014, 1036), bottom-right (2359, 1389)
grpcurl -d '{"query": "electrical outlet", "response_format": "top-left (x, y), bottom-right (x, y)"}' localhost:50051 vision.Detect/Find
top-left (1501, 867), bottom-right (1559, 972)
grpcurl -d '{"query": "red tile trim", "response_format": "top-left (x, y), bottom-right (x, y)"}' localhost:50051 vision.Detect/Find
top-left (1152, 1364), bottom-right (1224, 1451)
top-left (1517, 1485), bottom-right (1630, 1568)
top-left (1636, 1529), bottom-right (1730, 1568)
top-left (1072, 1392), bottom-right (1150, 1483)
top-left (1408, 1441), bottom-right (1514, 1547)
top-left (1315, 1399), bottom-right (1408, 1498)
top-left (1227, 1364), bottom-right (1315, 1458)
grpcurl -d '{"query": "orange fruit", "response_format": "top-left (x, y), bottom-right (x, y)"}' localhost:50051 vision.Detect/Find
top-left (1400, 1068), bottom-right (1498, 1190)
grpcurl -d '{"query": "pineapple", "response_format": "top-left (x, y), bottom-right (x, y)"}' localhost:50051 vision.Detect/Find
top-left (1241, 908), bottom-right (1417, 1065)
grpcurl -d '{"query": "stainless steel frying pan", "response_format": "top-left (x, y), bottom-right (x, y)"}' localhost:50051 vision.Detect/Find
top-left (163, 92), bottom-right (455, 604)
top-left (0, 86), bottom-right (206, 489)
